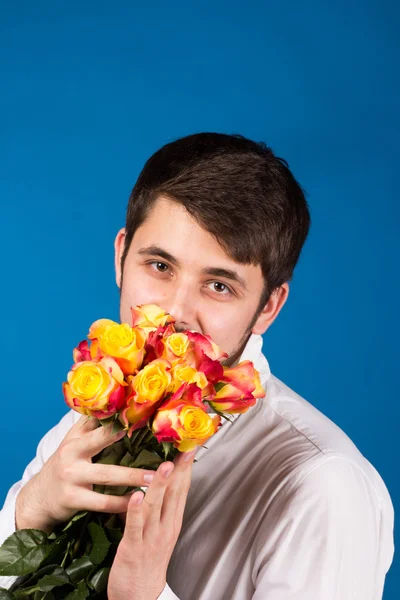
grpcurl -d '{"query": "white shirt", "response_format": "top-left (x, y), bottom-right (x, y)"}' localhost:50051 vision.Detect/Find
top-left (0, 334), bottom-right (394, 599)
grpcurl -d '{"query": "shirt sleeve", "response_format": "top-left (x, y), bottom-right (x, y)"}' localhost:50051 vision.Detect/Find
top-left (0, 410), bottom-right (78, 590)
top-left (157, 583), bottom-right (180, 599)
top-left (250, 456), bottom-right (394, 600)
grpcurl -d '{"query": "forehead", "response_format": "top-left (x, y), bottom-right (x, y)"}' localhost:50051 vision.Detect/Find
top-left (130, 196), bottom-right (264, 288)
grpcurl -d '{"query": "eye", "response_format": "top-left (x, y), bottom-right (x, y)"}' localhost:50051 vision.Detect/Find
top-left (147, 261), bottom-right (170, 273)
top-left (208, 282), bottom-right (233, 296)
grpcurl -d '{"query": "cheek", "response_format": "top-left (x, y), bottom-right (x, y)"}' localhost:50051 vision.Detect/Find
top-left (202, 310), bottom-right (244, 355)
top-left (120, 270), bottom-right (169, 323)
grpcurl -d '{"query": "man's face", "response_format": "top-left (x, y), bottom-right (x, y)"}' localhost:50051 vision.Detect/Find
top-left (115, 197), bottom-right (274, 366)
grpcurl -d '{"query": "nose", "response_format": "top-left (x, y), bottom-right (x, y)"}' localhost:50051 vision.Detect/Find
top-left (162, 283), bottom-right (197, 332)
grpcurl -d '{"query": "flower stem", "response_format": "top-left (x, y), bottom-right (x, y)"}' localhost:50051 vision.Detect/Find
top-left (71, 512), bottom-right (91, 560)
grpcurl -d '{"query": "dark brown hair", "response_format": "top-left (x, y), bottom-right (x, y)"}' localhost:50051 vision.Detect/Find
top-left (122, 132), bottom-right (311, 311)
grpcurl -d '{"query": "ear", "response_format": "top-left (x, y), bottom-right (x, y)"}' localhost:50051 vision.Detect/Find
top-left (114, 228), bottom-right (126, 289)
top-left (251, 283), bottom-right (289, 335)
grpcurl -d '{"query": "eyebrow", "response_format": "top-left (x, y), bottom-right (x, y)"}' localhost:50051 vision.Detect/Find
top-left (137, 245), bottom-right (248, 291)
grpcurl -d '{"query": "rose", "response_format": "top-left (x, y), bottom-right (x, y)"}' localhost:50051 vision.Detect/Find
top-left (120, 359), bottom-right (172, 435)
top-left (87, 319), bottom-right (147, 375)
top-left (126, 358), bottom-right (172, 404)
top-left (152, 383), bottom-right (221, 452)
top-left (161, 332), bottom-right (191, 363)
top-left (209, 360), bottom-right (266, 414)
top-left (143, 323), bottom-right (178, 365)
top-left (131, 304), bottom-right (175, 333)
top-left (72, 340), bottom-right (91, 363)
top-left (62, 357), bottom-right (127, 419)
top-left (168, 363), bottom-right (209, 394)
top-left (185, 331), bottom-right (228, 365)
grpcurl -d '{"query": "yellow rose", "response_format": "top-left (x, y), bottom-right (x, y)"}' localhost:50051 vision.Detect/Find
top-left (169, 363), bottom-right (208, 394)
top-left (129, 358), bottom-right (172, 404)
top-left (177, 405), bottom-right (219, 452)
top-left (159, 332), bottom-right (193, 365)
top-left (152, 383), bottom-right (221, 452)
top-left (166, 333), bottom-right (190, 356)
top-left (88, 319), bottom-right (146, 375)
top-left (63, 357), bottom-right (127, 419)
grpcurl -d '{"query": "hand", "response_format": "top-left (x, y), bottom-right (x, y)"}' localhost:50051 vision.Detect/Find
top-left (15, 415), bottom-right (157, 533)
top-left (108, 448), bottom-right (196, 600)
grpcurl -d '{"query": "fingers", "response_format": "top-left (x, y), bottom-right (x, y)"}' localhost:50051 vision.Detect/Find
top-left (72, 423), bottom-right (126, 458)
top-left (116, 451), bottom-right (195, 556)
top-left (145, 462), bottom-right (175, 537)
top-left (63, 415), bottom-right (98, 442)
top-left (161, 450), bottom-right (196, 528)
top-left (124, 491), bottom-right (145, 543)
top-left (85, 463), bottom-right (155, 489)
top-left (76, 488), bottom-right (133, 515)
top-left (124, 462), bottom-right (175, 541)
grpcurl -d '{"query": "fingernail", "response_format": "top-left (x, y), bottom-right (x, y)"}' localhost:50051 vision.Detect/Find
top-left (143, 473), bottom-right (154, 484)
top-left (133, 492), bottom-right (144, 505)
top-left (162, 465), bottom-right (174, 478)
top-left (184, 449), bottom-right (197, 462)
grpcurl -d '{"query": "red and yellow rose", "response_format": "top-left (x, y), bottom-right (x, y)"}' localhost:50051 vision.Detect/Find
top-left (152, 383), bottom-right (221, 452)
top-left (131, 304), bottom-right (175, 333)
top-left (120, 358), bottom-right (172, 435)
top-left (62, 357), bottom-right (127, 419)
top-left (87, 319), bottom-right (147, 375)
top-left (209, 360), bottom-right (266, 414)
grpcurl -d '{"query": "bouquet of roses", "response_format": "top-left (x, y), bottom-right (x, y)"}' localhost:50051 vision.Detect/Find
top-left (0, 304), bottom-right (265, 599)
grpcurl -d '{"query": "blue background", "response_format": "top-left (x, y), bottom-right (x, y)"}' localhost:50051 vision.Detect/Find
top-left (0, 0), bottom-right (398, 595)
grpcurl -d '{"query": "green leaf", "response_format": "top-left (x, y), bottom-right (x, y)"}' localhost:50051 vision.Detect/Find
top-left (111, 420), bottom-right (125, 435)
top-left (12, 567), bottom-right (70, 596)
top-left (61, 512), bottom-right (88, 533)
top-left (93, 441), bottom-right (127, 493)
top-left (131, 449), bottom-right (163, 470)
top-left (9, 565), bottom-right (57, 593)
top-left (103, 515), bottom-right (118, 529)
top-left (65, 557), bottom-right (93, 585)
top-left (162, 442), bottom-right (172, 459)
top-left (34, 567), bottom-right (69, 591)
top-left (87, 567), bottom-right (110, 593)
top-left (98, 451), bottom-right (138, 496)
top-left (37, 567), bottom-right (70, 592)
top-left (98, 417), bottom-right (115, 430)
top-left (0, 589), bottom-right (15, 599)
top-left (0, 530), bottom-right (49, 576)
top-left (87, 524), bottom-right (110, 566)
top-left (94, 440), bottom-right (125, 466)
top-left (64, 580), bottom-right (89, 600)
top-left (119, 451), bottom-right (135, 468)
top-left (104, 516), bottom-right (123, 544)
top-left (104, 527), bottom-right (123, 544)
top-left (214, 382), bottom-right (226, 392)
top-left (39, 535), bottom-right (69, 569)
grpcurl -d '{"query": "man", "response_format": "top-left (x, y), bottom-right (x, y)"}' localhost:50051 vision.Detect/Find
top-left (0, 133), bottom-right (394, 599)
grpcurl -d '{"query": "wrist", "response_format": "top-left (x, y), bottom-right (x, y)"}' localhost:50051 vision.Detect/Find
top-left (15, 482), bottom-right (55, 534)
